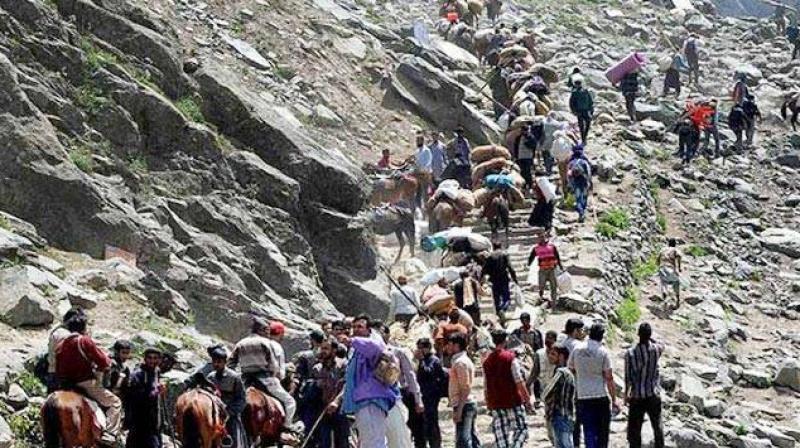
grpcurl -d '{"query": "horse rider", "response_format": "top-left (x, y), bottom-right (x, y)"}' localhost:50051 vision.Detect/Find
top-left (54, 313), bottom-right (122, 447)
top-left (125, 347), bottom-right (165, 448)
top-left (207, 345), bottom-right (248, 448)
top-left (229, 317), bottom-right (303, 434)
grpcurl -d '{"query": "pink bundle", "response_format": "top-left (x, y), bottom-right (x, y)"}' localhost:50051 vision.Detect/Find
top-left (605, 52), bottom-right (647, 85)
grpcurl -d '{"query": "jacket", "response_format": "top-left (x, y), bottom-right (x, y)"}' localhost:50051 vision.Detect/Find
top-left (569, 88), bottom-right (594, 114)
top-left (342, 337), bottom-right (398, 413)
top-left (483, 349), bottom-right (523, 409)
top-left (55, 334), bottom-right (111, 384)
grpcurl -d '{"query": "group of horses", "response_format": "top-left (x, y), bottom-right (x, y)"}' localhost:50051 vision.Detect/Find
top-left (41, 386), bottom-right (292, 448)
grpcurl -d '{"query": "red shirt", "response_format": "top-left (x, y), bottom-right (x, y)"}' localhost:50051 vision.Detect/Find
top-left (55, 334), bottom-right (111, 383)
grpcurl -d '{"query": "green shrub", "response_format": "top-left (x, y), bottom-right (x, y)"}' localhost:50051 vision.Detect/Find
top-left (74, 83), bottom-right (108, 115)
top-left (8, 406), bottom-right (43, 446)
top-left (175, 97), bottom-right (204, 123)
top-left (0, 214), bottom-right (11, 230)
top-left (69, 146), bottom-right (95, 173)
top-left (128, 156), bottom-right (148, 174)
top-left (616, 287), bottom-right (642, 331)
top-left (656, 213), bottom-right (667, 233)
top-left (632, 252), bottom-right (659, 283)
top-left (81, 39), bottom-right (118, 73)
top-left (595, 222), bottom-right (618, 238)
top-left (562, 192), bottom-right (576, 210)
top-left (686, 245), bottom-right (708, 257)
top-left (595, 207), bottom-right (630, 238)
top-left (273, 64), bottom-right (297, 80)
top-left (15, 371), bottom-right (45, 397)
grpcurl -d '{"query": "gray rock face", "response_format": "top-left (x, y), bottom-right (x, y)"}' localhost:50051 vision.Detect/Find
top-left (388, 55), bottom-right (501, 145)
top-left (676, 373), bottom-right (709, 410)
top-left (0, 266), bottom-right (55, 327)
top-left (0, 414), bottom-right (12, 448)
top-left (4, 383), bottom-right (29, 410)
top-left (774, 359), bottom-right (800, 391)
top-left (758, 228), bottom-right (800, 258)
top-left (672, 427), bottom-right (719, 448)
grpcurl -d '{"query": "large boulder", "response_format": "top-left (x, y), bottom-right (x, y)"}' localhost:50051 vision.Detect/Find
top-left (194, 63), bottom-right (367, 215)
top-left (758, 228), bottom-right (800, 258)
top-left (388, 55), bottom-right (501, 145)
top-left (225, 150), bottom-right (301, 214)
top-left (0, 266), bottom-right (55, 327)
top-left (774, 359), bottom-right (800, 392)
top-left (671, 428), bottom-right (719, 448)
top-left (675, 374), bottom-right (709, 410)
top-left (0, 415), bottom-right (12, 448)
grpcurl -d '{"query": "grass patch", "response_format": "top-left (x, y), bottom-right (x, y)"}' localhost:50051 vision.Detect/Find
top-left (562, 192), bottom-right (576, 210)
top-left (615, 287), bottom-right (642, 332)
top-left (686, 245), bottom-right (708, 257)
top-left (15, 371), bottom-right (45, 397)
top-left (273, 64), bottom-right (297, 80)
top-left (74, 83), bottom-right (108, 115)
top-left (0, 254), bottom-right (25, 269)
top-left (69, 145), bottom-right (95, 173)
top-left (81, 38), bottom-right (118, 73)
top-left (632, 252), bottom-right (659, 284)
top-left (215, 134), bottom-right (237, 154)
top-left (595, 207), bottom-right (630, 238)
top-left (130, 313), bottom-right (200, 354)
top-left (8, 406), bottom-right (43, 447)
top-left (0, 215), bottom-right (11, 231)
top-left (656, 213), bottom-right (667, 233)
top-left (128, 155), bottom-right (148, 174)
top-left (175, 97), bottom-right (204, 123)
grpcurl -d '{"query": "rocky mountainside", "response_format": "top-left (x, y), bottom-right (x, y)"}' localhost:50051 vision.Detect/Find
top-left (1, 0), bottom-right (800, 445)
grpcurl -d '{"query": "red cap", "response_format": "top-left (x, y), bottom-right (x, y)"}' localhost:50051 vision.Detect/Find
top-left (269, 321), bottom-right (285, 336)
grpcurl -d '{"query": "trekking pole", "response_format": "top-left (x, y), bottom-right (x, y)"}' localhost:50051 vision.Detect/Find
top-left (298, 391), bottom-right (344, 448)
top-left (379, 265), bottom-right (433, 320)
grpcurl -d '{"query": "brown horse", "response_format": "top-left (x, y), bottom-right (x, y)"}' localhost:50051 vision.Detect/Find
top-left (482, 193), bottom-right (510, 245)
top-left (370, 174), bottom-right (418, 207)
top-left (243, 387), bottom-right (297, 447)
top-left (781, 93), bottom-right (800, 131)
top-left (175, 389), bottom-right (228, 448)
top-left (429, 201), bottom-right (463, 234)
top-left (41, 391), bottom-right (102, 448)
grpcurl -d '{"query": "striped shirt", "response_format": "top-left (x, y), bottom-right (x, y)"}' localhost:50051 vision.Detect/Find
top-left (543, 367), bottom-right (575, 419)
top-left (624, 341), bottom-right (664, 399)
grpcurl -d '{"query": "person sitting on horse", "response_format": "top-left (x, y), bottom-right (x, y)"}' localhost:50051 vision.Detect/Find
top-left (104, 339), bottom-right (132, 398)
top-left (207, 345), bottom-right (248, 448)
top-left (229, 318), bottom-right (302, 434)
top-left (54, 313), bottom-right (122, 446)
top-left (45, 308), bottom-right (85, 393)
top-left (125, 347), bottom-right (165, 448)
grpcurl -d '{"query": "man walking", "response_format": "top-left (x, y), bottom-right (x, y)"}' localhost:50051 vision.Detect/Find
top-left (657, 238), bottom-right (683, 309)
top-left (207, 346), bottom-right (248, 448)
top-left (619, 70), bottom-right (640, 122)
top-left (568, 323), bottom-right (620, 448)
top-left (448, 332), bottom-right (480, 448)
top-left (543, 344), bottom-right (576, 448)
top-left (568, 76), bottom-right (594, 142)
top-left (527, 233), bottom-right (565, 307)
top-left (625, 323), bottom-right (665, 448)
top-left (453, 269), bottom-right (481, 325)
top-left (415, 338), bottom-right (447, 448)
top-left (683, 34), bottom-right (701, 86)
top-left (414, 133), bottom-right (433, 217)
top-left (430, 132), bottom-right (449, 186)
top-left (312, 339), bottom-right (350, 448)
top-left (481, 241), bottom-right (519, 319)
top-left (390, 275), bottom-right (419, 328)
top-left (567, 145), bottom-right (592, 223)
top-left (343, 315), bottom-right (399, 448)
top-left (125, 348), bottom-right (164, 448)
top-left (529, 330), bottom-right (559, 409)
top-left (483, 330), bottom-right (532, 448)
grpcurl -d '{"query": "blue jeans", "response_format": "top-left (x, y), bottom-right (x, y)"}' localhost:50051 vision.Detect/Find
top-left (577, 397), bottom-right (611, 448)
top-left (318, 412), bottom-right (351, 448)
top-left (570, 180), bottom-right (589, 220)
top-left (551, 412), bottom-right (575, 448)
top-left (491, 281), bottom-right (511, 313)
top-left (455, 402), bottom-right (481, 448)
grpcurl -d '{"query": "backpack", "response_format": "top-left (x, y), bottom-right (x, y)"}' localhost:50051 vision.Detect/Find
top-left (569, 158), bottom-right (590, 180)
top-left (374, 351), bottom-right (401, 386)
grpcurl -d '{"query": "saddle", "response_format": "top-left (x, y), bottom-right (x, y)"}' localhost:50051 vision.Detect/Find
top-left (49, 390), bottom-right (105, 435)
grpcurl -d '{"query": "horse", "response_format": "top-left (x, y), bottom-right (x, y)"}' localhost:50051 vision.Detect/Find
top-left (243, 387), bottom-right (297, 447)
top-left (486, 0), bottom-right (502, 24)
top-left (482, 193), bottom-right (510, 245)
top-left (41, 391), bottom-right (102, 448)
top-left (175, 388), bottom-right (228, 448)
top-left (365, 204), bottom-right (416, 263)
top-left (370, 173), bottom-right (418, 207)
top-left (429, 201), bottom-right (462, 234)
top-left (781, 93), bottom-right (800, 131)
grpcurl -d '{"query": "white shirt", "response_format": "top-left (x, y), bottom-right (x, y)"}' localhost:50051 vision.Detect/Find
top-left (568, 339), bottom-right (612, 400)
top-left (390, 285), bottom-right (419, 318)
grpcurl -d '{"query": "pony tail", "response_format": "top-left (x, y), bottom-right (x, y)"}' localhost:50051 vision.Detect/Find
top-left (42, 399), bottom-right (61, 448)
top-left (182, 408), bottom-right (201, 448)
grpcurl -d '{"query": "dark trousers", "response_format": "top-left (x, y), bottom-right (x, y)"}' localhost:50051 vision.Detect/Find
top-left (126, 430), bottom-right (162, 448)
top-left (702, 126), bottom-right (720, 157)
top-left (518, 158), bottom-right (533, 191)
top-left (491, 280), bottom-right (511, 313)
top-left (403, 391), bottom-right (425, 447)
top-left (577, 113), bottom-right (592, 142)
top-left (415, 399), bottom-right (442, 448)
top-left (627, 396), bottom-right (664, 448)
top-left (577, 397), bottom-right (611, 448)
top-left (464, 304), bottom-right (481, 326)
top-left (624, 93), bottom-right (636, 121)
top-left (455, 402), bottom-right (481, 448)
top-left (317, 412), bottom-right (350, 448)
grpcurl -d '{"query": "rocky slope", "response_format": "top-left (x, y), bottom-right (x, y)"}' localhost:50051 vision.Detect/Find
top-left (1, 0), bottom-right (800, 445)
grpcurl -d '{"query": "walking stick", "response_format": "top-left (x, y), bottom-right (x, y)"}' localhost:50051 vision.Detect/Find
top-left (298, 391), bottom-right (344, 448)
top-left (379, 265), bottom-right (433, 320)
